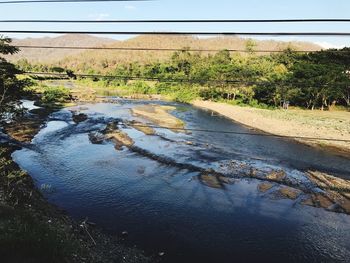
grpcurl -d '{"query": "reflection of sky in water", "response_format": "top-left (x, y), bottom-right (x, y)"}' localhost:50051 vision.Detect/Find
top-left (20, 99), bottom-right (41, 111)
top-left (13, 101), bottom-right (350, 263)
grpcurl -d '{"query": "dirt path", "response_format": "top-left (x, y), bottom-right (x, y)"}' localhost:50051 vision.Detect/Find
top-left (192, 100), bottom-right (350, 156)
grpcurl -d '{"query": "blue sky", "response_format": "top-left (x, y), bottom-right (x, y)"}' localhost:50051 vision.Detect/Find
top-left (1, 0), bottom-right (349, 48)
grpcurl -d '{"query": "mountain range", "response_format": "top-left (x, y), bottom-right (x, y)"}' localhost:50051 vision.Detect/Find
top-left (7, 34), bottom-right (322, 69)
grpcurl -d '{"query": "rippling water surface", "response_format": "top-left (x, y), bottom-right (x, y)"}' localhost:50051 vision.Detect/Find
top-left (13, 100), bottom-right (350, 262)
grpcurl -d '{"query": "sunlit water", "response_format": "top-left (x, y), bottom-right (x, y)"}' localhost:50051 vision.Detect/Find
top-left (13, 100), bottom-right (350, 263)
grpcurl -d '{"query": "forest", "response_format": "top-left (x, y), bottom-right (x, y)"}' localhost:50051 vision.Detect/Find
top-left (3, 36), bottom-right (350, 114)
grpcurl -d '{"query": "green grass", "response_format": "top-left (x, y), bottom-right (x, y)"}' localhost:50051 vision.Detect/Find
top-left (0, 147), bottom-right (83, 263)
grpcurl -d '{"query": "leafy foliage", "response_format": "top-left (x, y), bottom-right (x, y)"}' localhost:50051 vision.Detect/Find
top-left (0, 36), bottom-right (32, 119)
top-left (41, 86), bottom-right (70, 103)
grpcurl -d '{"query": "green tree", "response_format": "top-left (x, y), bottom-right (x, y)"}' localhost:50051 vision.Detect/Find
top-left (0, 36), bottom-right (30, 118)
top-left (245, 39), bottom-right (257, 54)
top-left (171, 48), bottom-right (193, 76)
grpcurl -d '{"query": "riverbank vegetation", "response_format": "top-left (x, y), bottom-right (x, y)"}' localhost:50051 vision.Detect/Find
top-left (0, 145), bottom-right (80, 262)
top-left (17, 42), bottom-right (350, 110)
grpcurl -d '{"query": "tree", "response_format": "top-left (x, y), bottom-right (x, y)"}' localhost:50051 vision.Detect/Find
top-left (171, 48), bottom-right (192, 76)
top-left (287, 48), bottom-right (350, 110)
top-left (245, 39), bottom-right (257, 54)
top-left (0, 36), bottom-right (30, 118)
top-left (308, 48), bottom-right (350, 107)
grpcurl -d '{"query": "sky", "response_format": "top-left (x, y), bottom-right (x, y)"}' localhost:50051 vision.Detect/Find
top-left (0, 0), bottom-right (350, 48)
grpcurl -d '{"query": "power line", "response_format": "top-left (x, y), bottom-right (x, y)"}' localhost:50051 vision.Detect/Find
top-left (2, 19), bottom-right (350, 23)
top-left (125, 123), bottom-right (350, 143)
top-left (0, 0), bottom-right (149, 4)
top-left (14, 45), bottom-right (323, 53)
top-left (2, 30), bottom-right (350, 36)
top-left (9, 71), bottom-right (349, 143)
top-left (22, 71), bottom-right (271, 85)
top-left (19, 71), bottom-right (347, 88)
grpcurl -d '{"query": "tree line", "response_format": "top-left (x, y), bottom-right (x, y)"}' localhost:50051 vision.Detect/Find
top-left (11, 38), bottom-right (350, 110)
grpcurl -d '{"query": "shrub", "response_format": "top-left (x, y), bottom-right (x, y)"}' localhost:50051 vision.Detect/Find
top-left (129, 81), bottom-right (152, 94)
top-left (168, 85), bottom-right (200, 103)
top-left (41, 86), bottom-right (70, 103)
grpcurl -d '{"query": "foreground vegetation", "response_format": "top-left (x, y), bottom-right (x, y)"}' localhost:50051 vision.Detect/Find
top-left (0, 145), bottom-right (81, 262)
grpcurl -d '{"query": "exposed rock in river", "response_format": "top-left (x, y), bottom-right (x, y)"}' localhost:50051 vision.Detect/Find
top-left (132, 105), bottom-right (185, 132)
top-left (277, 187), bottom-right (302, 200)
top-left (266, 170), bottom-right (286, 182)
top-left (88, 132), bottom-right (105, 144)
top-left (105, 131), bottom-right (135, 150)
top-left (258, 182), bottom-right (274, 193)
top-left (103, 121), bottom-right (119, 134)
top-left (301, 193), bottom-right (334, 209)
top-left (86, 121), bottom-right (135, 150)
top-left (197, 174), bottom-right (226, 189)
top-left (72, 113), bottom-right (88, 123)
top-left (128, 120), bottom-right (155, 135)
top-left (306, 171), bottom-right (350, 213)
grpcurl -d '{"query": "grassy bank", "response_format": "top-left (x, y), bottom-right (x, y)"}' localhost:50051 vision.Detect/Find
top-left (0, 144), bottom-right (82, 263)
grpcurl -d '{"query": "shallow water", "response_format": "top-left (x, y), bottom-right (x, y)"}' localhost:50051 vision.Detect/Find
top-left (21, 99), bottom-right (41, 111)
top-left (13, 100), bottom-right (350, 262)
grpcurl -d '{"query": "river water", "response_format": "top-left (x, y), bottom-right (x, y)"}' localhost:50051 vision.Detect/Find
top-left (12, 99), bottom-right (350, 263)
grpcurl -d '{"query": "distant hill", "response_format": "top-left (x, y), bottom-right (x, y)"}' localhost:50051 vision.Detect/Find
top-left (8, 34), bottom-right (115, 63)
top-left (59, 35), bottom-right (322, 72)
top-left (7, 34), bottom-right (322, 70)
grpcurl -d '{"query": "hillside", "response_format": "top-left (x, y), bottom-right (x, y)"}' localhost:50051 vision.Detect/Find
top-left (8, 34), bottom-right (115, 63)
top-left (8, 34), bottom-right (322, 70)
top-left (58, 35), bottom-right (322, 72)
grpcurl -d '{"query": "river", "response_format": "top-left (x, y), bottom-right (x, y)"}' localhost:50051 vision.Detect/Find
top-left (12, 99), bottom-right (350, 263)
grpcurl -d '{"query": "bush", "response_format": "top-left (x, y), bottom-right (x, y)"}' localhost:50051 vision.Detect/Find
top-left (167, 85), bottom-right (200, 103)
top-left (41, 86), bottom-right (70, 103)
top-left (129, 81), bottom-right (153, 94)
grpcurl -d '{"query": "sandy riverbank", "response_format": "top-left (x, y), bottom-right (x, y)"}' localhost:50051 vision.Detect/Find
top-left (192, 100), bottom-right (350, 156)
